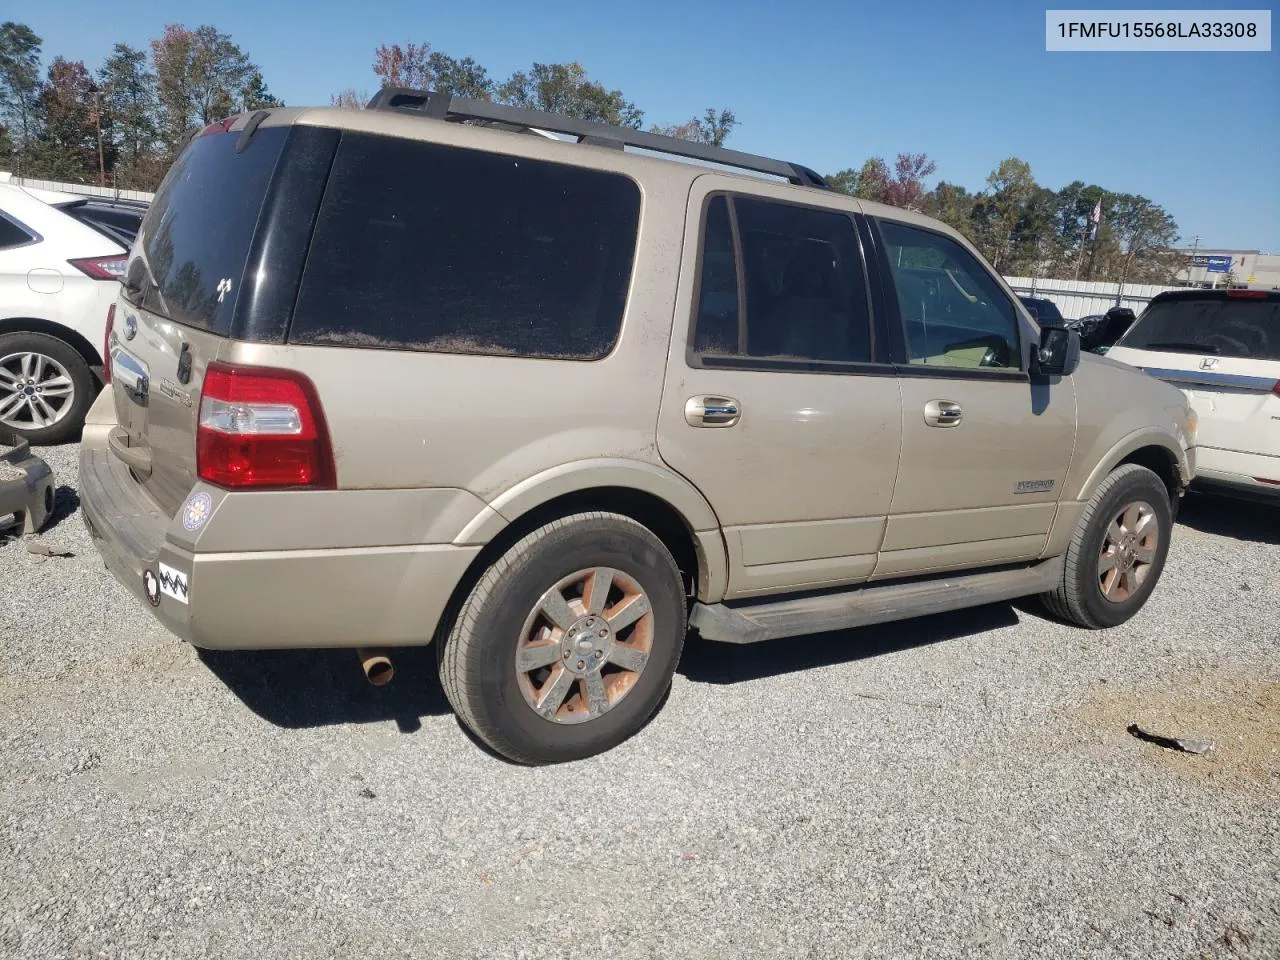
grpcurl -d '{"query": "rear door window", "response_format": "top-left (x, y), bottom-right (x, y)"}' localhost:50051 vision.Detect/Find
top-left (128, 127), bottom-right (288, 334)
top-left (690, 194), bottom-right (873, 365)
top-left (1118, 298), bottom-right (1280, 361)
top-left (290, 133), bottom-right (642, 360)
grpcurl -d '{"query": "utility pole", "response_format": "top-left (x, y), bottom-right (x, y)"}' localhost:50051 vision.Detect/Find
top-left (1187, 234), bottom-right (1200, 287)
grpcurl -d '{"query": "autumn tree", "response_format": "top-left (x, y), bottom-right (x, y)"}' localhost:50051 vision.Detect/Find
top-left (372, 42), bottom-right (431, 89)
top-left (651, 107), bottom-right (738, 146)
top-left (330, 88), bottom-right (368, 110)
top-left (36, 56), bottom-right (102, 182)
top-left (0, 21), bottom-right (43, 174)
top-left (151, 24), bottom-right (267, 150)
top-left (828, 153), bottom-right (934, 209)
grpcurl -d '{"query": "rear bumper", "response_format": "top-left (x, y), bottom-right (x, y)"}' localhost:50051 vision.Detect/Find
top-left (1192, 446), bottom-right (1280, 500)
top-left (79, 421), bottom-right (481, 651)
top-left (0, 432), bottom-right (55, 534)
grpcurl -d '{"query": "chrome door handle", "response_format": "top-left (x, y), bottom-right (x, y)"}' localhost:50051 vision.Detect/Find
top-left (685, 396), bottom-right (741, 427)
top-left (923, 399), bottom-right (963, 427)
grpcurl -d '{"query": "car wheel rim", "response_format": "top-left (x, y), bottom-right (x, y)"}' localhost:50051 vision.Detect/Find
top-left (514, 566), bottom-right (654, 725)
top-left (1098, 499), bottom-right (1159, 603)
top-left (0, 352), bottom-right (76, 430)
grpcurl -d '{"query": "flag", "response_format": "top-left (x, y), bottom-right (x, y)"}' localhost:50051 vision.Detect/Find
top-left (1088, 199), bottom-right (1102, 240)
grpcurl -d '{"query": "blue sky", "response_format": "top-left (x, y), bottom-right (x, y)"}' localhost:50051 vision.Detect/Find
top-left (27, 0), bottom-right (1280, 250)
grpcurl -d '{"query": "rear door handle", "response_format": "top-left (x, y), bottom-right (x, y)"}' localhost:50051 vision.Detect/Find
top-left (685, 396), bottom-right (741, 427)
top-left (923, 399), bottom-right (963, 427)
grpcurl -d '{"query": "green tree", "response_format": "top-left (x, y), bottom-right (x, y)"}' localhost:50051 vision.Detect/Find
top-left (241, 70), bottom-right (281, 110)
top-left (1100, 193), bottom-right (1180, 284)
top-left (98, 43), bottom-right (162, 188)
top-left (426, 52), bottom-right (493, 99)
top-left (921, 181), bottom-right (976, 234)
top-left (497, 62), bottom-right (642, 128)
top-left (0, 21), bottom-right (43, 174)
top-left (975, 157), bottom-right (1036, 271)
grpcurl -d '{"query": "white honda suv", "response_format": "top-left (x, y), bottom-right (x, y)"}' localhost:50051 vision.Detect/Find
top-left (0, 180), bottom-right (145, 444)
top-left (1107, 288), bottom-right (1280, 501)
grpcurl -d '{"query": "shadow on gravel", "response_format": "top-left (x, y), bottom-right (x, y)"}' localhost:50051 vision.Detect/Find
top-left (198, 645), bottom-right (450, 729)
top-left (678, 602), bottom-right (1020, 685)
top-left (45, 485), bottom-right (80, 530)
top-left (1177, 491), bottom-right (1280, 545)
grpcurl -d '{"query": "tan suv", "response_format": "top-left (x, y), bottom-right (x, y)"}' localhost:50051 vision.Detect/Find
top-left (80, 89), bottom-right (1196, 764)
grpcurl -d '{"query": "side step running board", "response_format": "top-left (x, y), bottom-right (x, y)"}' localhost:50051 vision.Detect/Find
top-left (689, 557), bottom-right (1065, 644)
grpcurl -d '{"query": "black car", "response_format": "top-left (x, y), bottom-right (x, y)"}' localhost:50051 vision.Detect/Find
top-left (1067, 306), bottom-right (1137, 354)
top-left (1018, 296), bottom-right (1066, 326)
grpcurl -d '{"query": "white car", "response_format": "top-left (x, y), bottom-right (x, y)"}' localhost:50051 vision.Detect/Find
top-left (0, 181), bottom-right (146, 443)
top-left (1107, 288), bottom-right (1280, 501)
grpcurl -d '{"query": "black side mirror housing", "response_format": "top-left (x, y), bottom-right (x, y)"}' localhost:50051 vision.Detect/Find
top-left (1032, 326), bottom-right (1080, 377)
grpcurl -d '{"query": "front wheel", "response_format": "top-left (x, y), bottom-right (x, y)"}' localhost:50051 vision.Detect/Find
top-left (1040, 463), bottom-right (1174, 629)
top-left (439, 512), bottom-right (687, 765)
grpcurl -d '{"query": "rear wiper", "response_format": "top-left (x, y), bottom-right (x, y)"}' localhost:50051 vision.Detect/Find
top-left (1142, 342), bottom-right (1219, 354)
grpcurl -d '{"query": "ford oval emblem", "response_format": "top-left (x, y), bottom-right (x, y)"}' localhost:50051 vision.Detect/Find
top-left (124, 314), bottom-right (137, 340)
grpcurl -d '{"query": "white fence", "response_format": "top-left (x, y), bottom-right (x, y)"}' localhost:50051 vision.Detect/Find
top-left (1002, 276), bottom-right (1179, 320)
top-left (0, 171), bottom-right (155, 203)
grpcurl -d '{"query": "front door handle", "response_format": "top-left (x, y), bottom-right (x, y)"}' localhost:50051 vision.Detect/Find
top-left (685, 396), bottom-right (741, 427)
top-left (923, 399), bottom-right (963, 428)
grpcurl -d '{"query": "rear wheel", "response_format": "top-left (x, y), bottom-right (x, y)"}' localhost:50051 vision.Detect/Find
top-left (0, 332), bottom-right (96, 445)
top-left (439, 512), bottom-right (687, 765)
top-left (1040, 463), bottom-right (1173, 628)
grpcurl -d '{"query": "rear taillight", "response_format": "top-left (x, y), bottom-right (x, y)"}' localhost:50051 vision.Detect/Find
top-left (1273, 380), bottom-right (1280, 398)
top-left (102, 304), bottom-right (115, 384)
top-left (196, 362), bottom-right (336, 490)
top-left (1226, 289), bottom-right (1267, 299)
top-left (68, 255), bottom-right (127, 281)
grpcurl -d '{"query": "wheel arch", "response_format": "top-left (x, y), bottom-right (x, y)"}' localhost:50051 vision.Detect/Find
top-left (432, 462), bottom-right (730, 648)
top-left (0, 316), bottom-right (104, 375)
top-left (1077, 431), bottom-right (1187, 504)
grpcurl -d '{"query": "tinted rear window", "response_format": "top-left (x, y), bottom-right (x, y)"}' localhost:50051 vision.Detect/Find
top-left (1119, 297), bottom-right (1280, 361)
top-left (289, 133), bottom-right (641, 360)
top-left (69, 204), bottom-right (144, 247)
top-left (127, 127), bottom-right (287, 334)
top-left (0, 212), bottom-right (35, 248)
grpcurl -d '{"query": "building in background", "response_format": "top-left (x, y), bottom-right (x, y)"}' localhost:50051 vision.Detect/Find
top-left (1176, 248), bottom-right (1280, 290)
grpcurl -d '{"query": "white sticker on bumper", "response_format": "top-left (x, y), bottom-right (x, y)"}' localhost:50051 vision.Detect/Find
top-left (157, 562), bottom-right (189, 604)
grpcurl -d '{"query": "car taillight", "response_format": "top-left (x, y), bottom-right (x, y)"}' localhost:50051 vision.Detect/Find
top-left (1226, 289), bottom-right (1267, 299)
top-left (68, 255), bottom-right (128, 280)
top-left (1274, 380), bottom-right (1280, 398)
top-left (196, 362), bottom-right (336, 490)
top-left (102, 304), bottom-right (115, 384)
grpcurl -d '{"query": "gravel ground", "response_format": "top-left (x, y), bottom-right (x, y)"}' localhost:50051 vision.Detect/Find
top-left (2, 442), bottom-right (1277, 960)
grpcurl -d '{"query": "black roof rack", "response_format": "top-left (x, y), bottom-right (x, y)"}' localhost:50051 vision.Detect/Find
top-left (365, 87), bottom-right (830, 189)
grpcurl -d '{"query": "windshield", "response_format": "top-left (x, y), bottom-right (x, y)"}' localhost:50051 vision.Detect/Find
top-left (1118, 297), bottom-right (1280, 361)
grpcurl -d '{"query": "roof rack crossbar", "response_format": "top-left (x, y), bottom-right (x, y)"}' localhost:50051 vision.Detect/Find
top-left (364, 87), bottom-right (830, 189)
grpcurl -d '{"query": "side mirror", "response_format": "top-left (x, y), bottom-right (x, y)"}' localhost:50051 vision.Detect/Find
top-left (1032, 326), bottom-right (1080, 377)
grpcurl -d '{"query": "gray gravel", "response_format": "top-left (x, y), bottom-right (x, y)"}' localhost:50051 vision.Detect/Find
top-left (2, 442), bottom-right (1277, 960)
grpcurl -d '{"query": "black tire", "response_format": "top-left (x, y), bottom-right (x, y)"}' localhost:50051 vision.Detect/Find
top-left (0, 331), bottom-right (96, 445)
top-left (1040, 463), bottom-right (1173, 629)
top-left (439, 512), bottom-right (687, 765)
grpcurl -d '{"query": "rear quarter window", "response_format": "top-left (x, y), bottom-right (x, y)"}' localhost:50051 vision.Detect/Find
top-left (289, 133), bottom-right (642, 360)
top-left (128, 127), bottom-right (288, 334)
